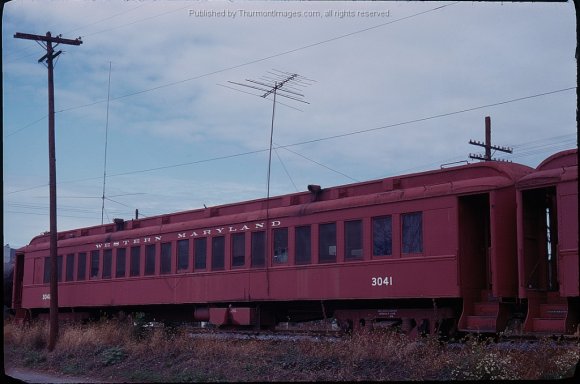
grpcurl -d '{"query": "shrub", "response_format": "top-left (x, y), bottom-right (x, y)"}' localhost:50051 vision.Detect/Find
top-left (100, 346), bottom-right (127, 366)
top-left (4, 320), bottom-right (580, 381)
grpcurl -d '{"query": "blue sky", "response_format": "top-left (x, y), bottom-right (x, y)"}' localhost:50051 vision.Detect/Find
top-left (3, 0), bottom-right (577, 248)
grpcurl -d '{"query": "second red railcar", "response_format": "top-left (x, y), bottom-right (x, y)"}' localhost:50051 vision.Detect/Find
top-left (516, 149), bottom-right (578, 334)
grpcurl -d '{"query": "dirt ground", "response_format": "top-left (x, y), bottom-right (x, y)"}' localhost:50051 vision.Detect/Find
top-left (4, 367), bottom-right (101, 384)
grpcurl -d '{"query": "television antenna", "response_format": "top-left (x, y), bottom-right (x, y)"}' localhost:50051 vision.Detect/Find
top-left (224, 69), bottom-right (314, 202)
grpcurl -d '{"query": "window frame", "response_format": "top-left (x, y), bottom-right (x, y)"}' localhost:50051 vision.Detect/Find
top-left (65, 253), bottom-right (75, 282)
top-left (401, 211), bottom-right (423, 255)
top-left (177, 239), bottom-right (189, 272)
top-left (130, 246), bottom-right (141, 277)
top-left (318, 222), bottom-right (337, 263)
top-left (145, 244), bottom-right (156, 275)
top-left (57, 255), bottom-right (63, 282)
top-left (231, 233), bottom-right (246, 268)
top-left (77, 252), bottom-right (87, 281)
top-left (43, 256), bottom-right (51, 284)
top-left (295, 225), bottom-right (311, 265)
top-left (344, 219), bottom-right (363, 261)
top-left (251, 231), bottom-right (266, 268)
top-left (194, 237), bottom-right (207, 270)
top-left (116, 248), bottom-right (127, 278)
top-left (160, 242), bottom-right (172, 275)
top-left (273, 227), bottom-right (289, 264)
top-left (103, 249), bottom-right (112, 279)
top-left (90, 250), bottom-right (100, 279)
top-left (372, 215), bottom-right (393, 257)
top-left (212, 236), bottom-right (225, 271)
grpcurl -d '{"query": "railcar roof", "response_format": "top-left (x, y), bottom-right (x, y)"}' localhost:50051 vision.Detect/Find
top-left (23, 159), bottom-right (532, 248)
top-left (517, 149), bottom-right (578, 189)
top-left (536, 148), bottom-right (578, 171)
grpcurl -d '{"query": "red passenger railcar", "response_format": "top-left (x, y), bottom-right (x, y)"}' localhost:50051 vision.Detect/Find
top-left (516, 149), bottom-right (579, 334)
top-left (12, 160), bottom-right (534, 335)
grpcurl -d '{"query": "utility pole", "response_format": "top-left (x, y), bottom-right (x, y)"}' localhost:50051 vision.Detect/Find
top-left (14, 31), bottom-right (82, 351)
top-left (468, 116), bottom-right (513, 162)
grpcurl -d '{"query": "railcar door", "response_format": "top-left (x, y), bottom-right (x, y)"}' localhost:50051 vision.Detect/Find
top-left (458, 193), bottom-right (491, 294)
top-left (521, 187), bottom-right (559, 292)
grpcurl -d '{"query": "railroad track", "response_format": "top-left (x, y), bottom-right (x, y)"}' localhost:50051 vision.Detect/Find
top-left (186, 326), bottom-right (345, 342)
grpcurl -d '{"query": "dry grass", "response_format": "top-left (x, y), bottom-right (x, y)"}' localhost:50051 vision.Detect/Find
top-left (4, 319), bottom-right (579, 382)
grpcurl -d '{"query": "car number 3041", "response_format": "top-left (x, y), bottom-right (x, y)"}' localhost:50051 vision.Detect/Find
top-left (371, 276), bottom-right (393, 286)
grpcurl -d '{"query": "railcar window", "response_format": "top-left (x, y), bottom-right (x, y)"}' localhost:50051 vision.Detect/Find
top-left (90, 250), bottom-right (100, 279)
top-left (57, 255), bottom-right (63, 282)
top-left (251, 231), bottom-right (266, 267)
top-left (345, 220), bottom-right (363, 260)
top-left (161, 242), bottom-right (172, 274)
top-left (194, 238), bottom-right (207, 270)
top-left (177, 239), bottom-right (189, 271)
top-left (130, 246), bottom-right (140, 276)
top-left (103, 250), bottom-right (112, 279)
top-left (319, 223), bottom-right (337, 263)
top-left (373, 216), bottom-right (392, 256)
top-left (232, 233), bottom-right (245, 267)
top-left (66, 254), bottom-right (74, 281)
top-left (273, 228), bottom-right (288, 264)
top-left (212, 236), bottom-right (225, 270)
top-left (116, 248), bottom-right (126, 278)
top-left (43, 257), bottom-right (51, 284)
top-left (145, 244), bottom-right (156, 275)
top-left (77, 252), bottom-right (87, 281)
top-left (402, 212), bottom-right (423, 254)
top-left (295, 226), bottom-right (311, 265)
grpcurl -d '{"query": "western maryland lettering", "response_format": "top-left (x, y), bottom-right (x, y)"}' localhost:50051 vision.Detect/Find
top-left (95, 236), bottom-right (163, 249)
top-left (177, 220), bottom-right (281, 238)
top-left (94, 220), bottom-right (282, 249)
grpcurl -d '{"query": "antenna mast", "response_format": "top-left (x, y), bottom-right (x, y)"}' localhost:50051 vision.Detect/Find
top-left (225, 69), bottom-right (313, 299)
top-left (101, 62), bottom-right (112, 224)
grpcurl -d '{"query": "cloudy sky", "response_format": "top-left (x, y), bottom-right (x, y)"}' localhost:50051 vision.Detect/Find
top-left (3, 0), bottom-right (577, 248)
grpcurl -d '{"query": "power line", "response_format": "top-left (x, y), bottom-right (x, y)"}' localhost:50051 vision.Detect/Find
top-left (382, 140), bottom-right (576, 179)
top-left (5, 116), bottom-right (48, 138)
top-left (497, 142), bottom-right (576, 161)
top-left (73, 1), bottom-right (457, 103)
top-left (274, 143), bottom-right (360, 183)
top-left (283, 87), bottom-right (576, 148)
top-left (6, 1), bottom-right (459, 134)
top-left (5, 201), bottom-right (107, 213)
top-left (64, 2), bottom-right (150, 36)
top-left (508, 133), bottom-right (576, 150)
top-left (4, 86), bottom-right (576, 196)
top-left (78, 3), bottom-right (191, 39)
top-left (6, 135), bottom-right (574, 219)
top-left (6, 3), bottom-right (148, 63)
top-left (4, 210), bottom-right (114, 220)
top-left (272, 148), bottom-right (299, 193)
